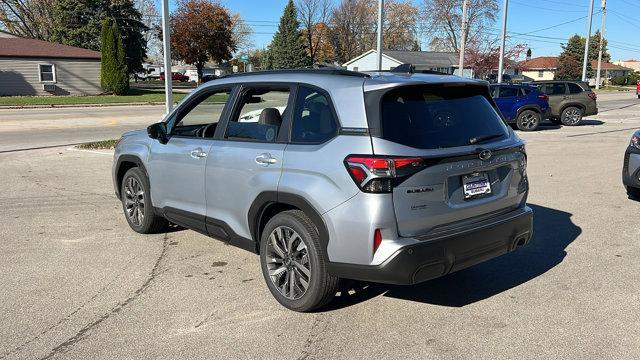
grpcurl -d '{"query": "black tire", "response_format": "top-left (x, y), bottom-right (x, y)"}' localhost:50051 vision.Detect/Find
top-left (516, 109), bottom-right (541, 131)
top-left (259, 210), bottom-right (338, 312)
top-left (549, 118), bottom-right (562, 125)
top-left (627, 186), bottom-right (640, 199)
top-left (560, 106), bottom-right (583, 126)
top-left (121, 167), bottom-right (168, 234)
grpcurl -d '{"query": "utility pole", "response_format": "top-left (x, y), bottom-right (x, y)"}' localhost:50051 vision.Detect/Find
top-left (497, 0), bottom-right (509, 83)
top-left (376, 0), bottom-right (384, 71)
top-left (595, 0), bottom-right (606, 90)
top-left (161, 0), bottom-right (173, 114)
top-left (458, 0), bottom-right (468, 77)
top-left (581, 0), bottom-right (595, 82)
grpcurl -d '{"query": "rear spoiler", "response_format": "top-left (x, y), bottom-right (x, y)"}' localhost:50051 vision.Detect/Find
top-left (388, 63), bottom-right (450, 76)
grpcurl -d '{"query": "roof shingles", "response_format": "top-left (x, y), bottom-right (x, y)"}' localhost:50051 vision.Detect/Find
top-left (0, 38), bottom-right (101, 60)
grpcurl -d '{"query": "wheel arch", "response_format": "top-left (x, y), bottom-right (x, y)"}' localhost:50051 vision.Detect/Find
top-left (561, 103), bottom-right (586, 115)
top-left (115, 155), bottom-right (148, 199)
top-left (516, 104), bottom-right (541, 118)
top-left (249, 191), bottom-right (330, 258)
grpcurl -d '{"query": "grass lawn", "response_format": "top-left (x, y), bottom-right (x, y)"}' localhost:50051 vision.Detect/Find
top-left (77, 139), bottom-right (120, 150)
top-left (596, 85), bottom-right (635, 92)
top-left (0, 88), bottom-right (194, 106)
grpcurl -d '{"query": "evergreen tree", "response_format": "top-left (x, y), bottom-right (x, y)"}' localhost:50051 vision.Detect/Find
top-left (100, 19), bottom-right (129, 95)
top-left (100, 19), bottom-right (115, 92)
top-left (589, 30), bottom-right (610, 63)
top-left (52, 0), bottom-right (147, 73)
top-left (270, 0), bottom-right (310, 69)
top-left (112, 21), bottom-right (130, 95)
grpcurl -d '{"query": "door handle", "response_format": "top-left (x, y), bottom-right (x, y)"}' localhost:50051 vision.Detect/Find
top-left (190, 148), bottom-right (207, 159)
top-left (255, 153), bottom-right (277, 165)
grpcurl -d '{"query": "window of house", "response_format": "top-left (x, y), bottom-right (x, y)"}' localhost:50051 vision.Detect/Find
top-left (353, 66), bottom-right (358, 71)
top-left (38, 64), bottom-right (55, 82)
top-left (538, 70), bottom-right (544, 78)
top-left (291, 86), bottom-right (338, 143)
top-left (225, 87), bottom-right (291, 142)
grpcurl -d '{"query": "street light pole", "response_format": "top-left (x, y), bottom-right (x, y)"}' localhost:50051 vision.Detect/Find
top-left (497, 0), bottom-right (509, 83)
top-left (595, 0), bottom-right (606, 90)
top-left (376, 0), bottom-right (384, 71)
top-left (161, 0), bottom-right (173, 114)
top-left (458, 0), bottom-right (468, 77)
top-left (581, 0), bottom-right (595, 82)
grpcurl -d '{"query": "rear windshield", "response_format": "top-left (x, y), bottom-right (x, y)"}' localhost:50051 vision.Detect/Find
top-left (379, 85), bottom-right (509, 149)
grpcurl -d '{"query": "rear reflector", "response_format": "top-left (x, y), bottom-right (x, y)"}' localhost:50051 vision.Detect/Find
top-left (373, 229), bottom-right (382, 253)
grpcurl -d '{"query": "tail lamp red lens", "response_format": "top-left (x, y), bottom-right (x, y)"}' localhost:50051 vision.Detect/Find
top-left (344, 155), bottom-right (426, 193)
top-left (537, 94), bottom-right (548, 101)
top-left (373, 229), bottom-right (382, 254)
top-left (588, 92), bottom-right (597, 101)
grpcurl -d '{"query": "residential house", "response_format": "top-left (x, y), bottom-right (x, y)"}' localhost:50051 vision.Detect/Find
top-left (518, 56), bottom-right (558, 81)
top-left (613, 60), bottom-right (640, 73)
top-left (0, 36), bottom-right (101, 96)
top-left (343, 50), bottom-right (467, 75)
top-left (591, 60), bottom-right (633, 81)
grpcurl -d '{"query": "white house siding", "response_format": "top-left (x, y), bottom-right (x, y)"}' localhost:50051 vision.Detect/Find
top-left (0, 57), bottom-right (101, 96)
top-left (344, 52), bottom-right (402, 72)
top-left (522, 70), bottom-right (555, 81)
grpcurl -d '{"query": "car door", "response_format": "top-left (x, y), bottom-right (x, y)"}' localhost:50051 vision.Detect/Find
top-left (494, 86), bottom-right (520, 121)
top-left (204, 84), bottom-right (292, 242)
top-left (147, 86), bottom-right (234, 233)
top-left (540, 82), bottom-right (567, 117)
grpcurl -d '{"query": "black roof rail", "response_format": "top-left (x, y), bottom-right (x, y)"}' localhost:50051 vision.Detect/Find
top-left (217, 67), bottom-right (369, 79)
top-left (388, 63), bottom-right (450, 76)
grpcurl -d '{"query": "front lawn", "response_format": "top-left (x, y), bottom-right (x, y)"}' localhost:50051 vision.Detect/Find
top-left (0, 88), bottom-right (192, 106)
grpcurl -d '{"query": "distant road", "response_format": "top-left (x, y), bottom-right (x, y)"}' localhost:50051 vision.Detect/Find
top-left (0, 105), bottom-right (165, 152)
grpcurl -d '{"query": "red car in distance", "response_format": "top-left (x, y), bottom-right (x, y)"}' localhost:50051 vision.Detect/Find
top-left (159, 72), bottom-right (189, 82)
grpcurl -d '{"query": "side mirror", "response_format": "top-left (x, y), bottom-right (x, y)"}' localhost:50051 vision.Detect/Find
top-left (147, 122), bottom-right (168, 144)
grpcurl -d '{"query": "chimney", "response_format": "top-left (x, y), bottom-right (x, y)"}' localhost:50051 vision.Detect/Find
top-left (526, 48), bottom-right (532, 61)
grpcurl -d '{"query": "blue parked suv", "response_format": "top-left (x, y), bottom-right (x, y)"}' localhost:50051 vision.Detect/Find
top-left (490, 84), bottom-right (549, 131)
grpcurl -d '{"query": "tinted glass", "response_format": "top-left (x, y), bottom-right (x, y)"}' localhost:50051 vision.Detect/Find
top-left (380, 85), bottom-right (509, 149)
top-left (568, 82), bottom-right (583, 94)
top-left (498, 87), bottom-right (519, 97)
top-left (540, 83), bottom-right (566, 95)
top-left (174, 89), bottom-right (231, 128)
top-left (226, 88), bottom-right (290, 142)
top-left (291, 87), bottom-right (337, 143)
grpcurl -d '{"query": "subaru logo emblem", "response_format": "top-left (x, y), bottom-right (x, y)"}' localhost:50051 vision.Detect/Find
top-left (479, 149), bottom-right (492, 161)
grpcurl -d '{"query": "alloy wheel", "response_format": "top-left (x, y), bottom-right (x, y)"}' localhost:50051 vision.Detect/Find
top-left (564, 109), bottom-right (581, 125)
top-left (520, 112), bottom-right (538, 129)
top-left (265, 226), bottom-right (311, 300)
top-left (124, 176), bottom-right (145, 226)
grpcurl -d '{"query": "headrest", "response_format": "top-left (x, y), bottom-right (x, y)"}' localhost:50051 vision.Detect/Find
top-left (258, 108), bottom-right (282, 127)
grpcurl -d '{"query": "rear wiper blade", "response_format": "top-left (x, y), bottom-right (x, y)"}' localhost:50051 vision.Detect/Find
top-left (469, 133), bottom-right (504, 145)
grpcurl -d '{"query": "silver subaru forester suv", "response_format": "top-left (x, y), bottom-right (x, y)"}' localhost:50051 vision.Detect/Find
top-left (113, 69), bottom-right (533, 312)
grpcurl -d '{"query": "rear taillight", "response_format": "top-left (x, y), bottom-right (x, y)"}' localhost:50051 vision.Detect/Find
top-left (588, 92), bottom-right (597, 101)
top-left (344, 155), bottom-right (426, 193)
top-left (537, 94), bottom-right (548, 101)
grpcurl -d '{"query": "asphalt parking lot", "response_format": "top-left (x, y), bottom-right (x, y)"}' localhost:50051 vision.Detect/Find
top-left (1, 91), bottom-right (639, 359)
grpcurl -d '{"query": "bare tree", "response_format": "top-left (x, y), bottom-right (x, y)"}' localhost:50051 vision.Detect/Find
top-left (134, 0), bottom-right (161, 62)
top-left (330, 0), bottom-right (376, 63)
top-left (420, 0), bottom-right (497, 52)
top-left (0, 0), bottom-right (55, 40)
top-left (384, 0), bottom-right (419, 51)
top-left (297, 0), bottom-right (332, 63)
top-left (231, 13), bottom-right (254, 54)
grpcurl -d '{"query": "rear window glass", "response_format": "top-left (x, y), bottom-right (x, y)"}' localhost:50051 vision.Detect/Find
top-left (379, 85), bottom-right (509, 149)
top-left (568, 82), bottom-right (583, 94)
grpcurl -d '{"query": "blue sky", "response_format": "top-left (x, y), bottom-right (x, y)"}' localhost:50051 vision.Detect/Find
top-left (170, 0), bottom-right (640, 61)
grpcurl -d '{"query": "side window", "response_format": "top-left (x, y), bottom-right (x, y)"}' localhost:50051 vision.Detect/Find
top-left (568, 82), bottom-right (583, 94)
top-left (551, 83), bottom-right (567, 95)
top-left (226, 87), bottom-right (290, 142)
top-left (291, 86), bottom-right (338, 143)
top-left (172, 89), bottom-right (232, 137)
top-left (498, 87), bottom-right (519, 98)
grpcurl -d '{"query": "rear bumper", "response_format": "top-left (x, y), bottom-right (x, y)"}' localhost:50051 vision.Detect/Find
top-left (328, 206), bottom-right (533, 285)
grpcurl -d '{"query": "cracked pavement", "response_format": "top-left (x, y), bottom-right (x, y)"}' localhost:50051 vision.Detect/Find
top-left (1, 92), bottom-right (640, 359)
